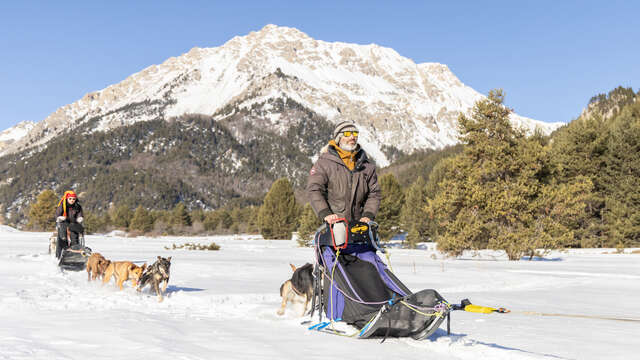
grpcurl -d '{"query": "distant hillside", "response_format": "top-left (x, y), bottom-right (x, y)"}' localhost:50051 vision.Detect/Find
top-left (0, 98), bottom-right (333, 220)
top-left (583, 86), bottom-right (638, 121)
top-left (380, 145), bottom-right (462, 187)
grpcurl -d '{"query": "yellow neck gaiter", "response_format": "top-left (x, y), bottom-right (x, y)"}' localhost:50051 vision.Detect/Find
top-left (329, 140), bottom-right (356, 171)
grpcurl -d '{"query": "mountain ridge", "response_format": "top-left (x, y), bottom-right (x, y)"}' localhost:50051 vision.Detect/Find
top-left (0, 24), bottom-right (561, 166)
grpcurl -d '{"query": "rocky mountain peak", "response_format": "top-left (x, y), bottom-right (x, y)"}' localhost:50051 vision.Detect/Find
top-left (0, 25), bottom-right (563, 166)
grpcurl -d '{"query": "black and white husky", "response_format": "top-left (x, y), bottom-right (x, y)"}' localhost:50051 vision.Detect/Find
top-left (137, 256), bottom-right (171, 302)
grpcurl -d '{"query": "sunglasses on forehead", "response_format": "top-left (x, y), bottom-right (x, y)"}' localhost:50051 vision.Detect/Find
top-left (342, 131), bottom-right (359, 137)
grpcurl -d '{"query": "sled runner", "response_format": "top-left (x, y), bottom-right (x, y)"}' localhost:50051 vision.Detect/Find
top-left (311, 220), bottom-right (450, 340)
top-left (56, 222), bottom-right (92, 271)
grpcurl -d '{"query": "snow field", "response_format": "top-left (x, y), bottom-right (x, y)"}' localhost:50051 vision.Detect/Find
top-left (1, 227), bottom-right (638, 359)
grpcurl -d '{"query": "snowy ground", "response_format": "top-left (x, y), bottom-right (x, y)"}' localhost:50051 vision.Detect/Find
top-left (1, 225), bottom-right (638, 360)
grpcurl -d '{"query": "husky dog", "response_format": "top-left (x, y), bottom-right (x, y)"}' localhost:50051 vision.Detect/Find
top-left (278, 263), bottom-right (314, 316)
top-left (137, 256), bottom-right (171, 302)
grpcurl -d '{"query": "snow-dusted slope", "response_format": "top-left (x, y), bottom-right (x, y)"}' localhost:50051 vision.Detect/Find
top-left (0, 25), bottom-right (562, 166)
top-left (0, 121), bottom-right (34, 144)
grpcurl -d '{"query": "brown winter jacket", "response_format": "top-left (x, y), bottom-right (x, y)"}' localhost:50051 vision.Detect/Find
top-left (306, 143), bottom-right (381, 222)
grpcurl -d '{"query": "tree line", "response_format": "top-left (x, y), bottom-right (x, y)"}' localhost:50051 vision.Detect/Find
top-left (22, 86), bottom-right (640, 260)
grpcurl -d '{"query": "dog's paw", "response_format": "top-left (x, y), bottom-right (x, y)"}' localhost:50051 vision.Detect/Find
top-left (277, 309), bottom-right (285, 316)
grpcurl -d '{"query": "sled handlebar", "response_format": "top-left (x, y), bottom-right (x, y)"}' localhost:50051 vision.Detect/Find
top-left (367, 221), bottom-right (386, 253)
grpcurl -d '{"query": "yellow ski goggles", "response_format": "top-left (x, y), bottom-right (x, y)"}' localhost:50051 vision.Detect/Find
top-left (342, 131), bottom-right (359, 137)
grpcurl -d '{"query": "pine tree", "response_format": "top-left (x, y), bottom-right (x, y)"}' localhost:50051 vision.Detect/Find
top-left (245, 206), bottom-right (260, 234)
top-left (601, 101), bottom-right (640, 246)
top-left (400, 176), bottom-right (429, 248)
top-left (297, 203), bottom-right (322, 246)
top-left (0, 203), bottom-right (5, 225)
top-left (83, 211), bottom-right (108, 234)
top-left (551, 91), bottom-right (640, 247)
top-left (130, 205), bottom-right (154, 233)
top-left (111, 204), bottom-right (133, 230)
top-left (27, 190), bottom-right (58, 231)
top-left (376, 173), bottom-right (405, 241)
top-left (190, 209), bottom-right (205, 223)
top-left (218, 209), bottom-right (233, 229)
top-left (258, 178), bottom-right (300, 239)
top-left (427, 90), bottom-right (591, 260)
top-left (172, 203), bottom-right (192, 227)
top-left (203, 210), bottom-right (220, 232)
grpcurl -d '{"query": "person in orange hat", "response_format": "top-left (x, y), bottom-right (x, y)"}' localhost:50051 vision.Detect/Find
top-left (54, 191), bottom-right (84, 258)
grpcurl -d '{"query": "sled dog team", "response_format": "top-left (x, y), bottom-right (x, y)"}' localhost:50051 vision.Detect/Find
top-left (86, 252), bottom-right (172, 302)
top-left (87, 250), bottom-right (308, 314)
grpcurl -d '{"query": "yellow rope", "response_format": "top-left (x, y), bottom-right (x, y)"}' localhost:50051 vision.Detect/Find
top-left (384, 251), bottom-right (394, 272)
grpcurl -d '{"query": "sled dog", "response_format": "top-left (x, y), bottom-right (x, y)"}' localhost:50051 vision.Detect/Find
top-left (86, 253), bottom-right (110, 281)
top-left (137, 256), bottom-right (171, 302)
top-left (278, 263), bottom-right (314, 316)
top-left (48, 233), bottom-right (57, 256)
top-left (102, 261), bottom-right (146, 290)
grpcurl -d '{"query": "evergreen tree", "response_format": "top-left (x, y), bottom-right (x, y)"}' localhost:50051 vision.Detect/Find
top-left (172, 203), bottom-right (192, 227)
top-left (83, 211), bottom-right (108, 234)
top-left (218, 209), bottom-right (233, 229)
top-left (550, 115), bottom-right (608, 244)
top-left (297, 203), bottom-right (322, 246)
top-left (130, 205), bottom-right (154, 233)
top-left (550, 91), bottom-right (640, 247)
top-left (190, 209), bottom-right (205, 223)
top-left (0, 203), bottom-right (5, 225)
top-left (258, 178), bottom-right (300, 239)
top-left (400, 176), bottom-right (429, 248)
top-left (27, 190), bottom-right (58, 231)
top-left (203, 210), bottom-right (220, 232)
top-left (244, 206), bottom-right (260, 234)
top-left (427, 90), bottom-right (590, 260)
top-left (376, 173), bottom-right (405, 241)
top-left (601, 101), bottom-right (640, 246)
top-left (111, 204), bottom-right (133, 230)
top-left (405, 226), bottom-right (421, 250)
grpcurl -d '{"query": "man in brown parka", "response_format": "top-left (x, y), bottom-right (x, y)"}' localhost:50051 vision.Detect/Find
top-left (307, 120), bottom-right (381, 225)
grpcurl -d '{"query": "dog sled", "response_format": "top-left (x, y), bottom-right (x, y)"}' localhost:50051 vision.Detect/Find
top-left (56, 222), bottom-right (92, 271)
top-left (309, 220), bottom-right (507, 341)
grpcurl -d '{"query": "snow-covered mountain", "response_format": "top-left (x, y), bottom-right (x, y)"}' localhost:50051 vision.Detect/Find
top-left (0, 121), bottom-right (34, 145)
top-left (0, 25), bottom-right (561, 166)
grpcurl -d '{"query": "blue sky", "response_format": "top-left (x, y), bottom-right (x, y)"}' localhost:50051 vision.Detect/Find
top-left (1, 1), bottom-right (638, 131)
